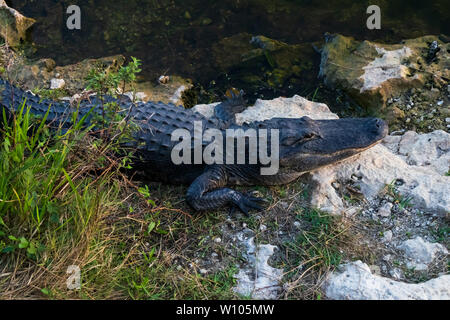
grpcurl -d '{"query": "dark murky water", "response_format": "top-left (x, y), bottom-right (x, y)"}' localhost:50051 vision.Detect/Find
top-left (7, 0), bottom-right (450, 105)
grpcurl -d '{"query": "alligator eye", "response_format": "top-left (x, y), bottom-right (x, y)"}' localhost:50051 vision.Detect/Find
top-left (304, 133), bottom-right (315, 139)
top-left (282, 132), bottom-right (317, 146)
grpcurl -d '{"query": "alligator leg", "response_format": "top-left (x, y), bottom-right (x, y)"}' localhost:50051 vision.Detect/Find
top-left (186, 166), bottom-right (264, 215)
top-left (214, 89), bottom-right (247, 126)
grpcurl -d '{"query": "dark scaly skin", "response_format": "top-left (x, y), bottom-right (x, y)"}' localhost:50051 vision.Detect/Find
top-left (0, 78), bottom-right (388, 215)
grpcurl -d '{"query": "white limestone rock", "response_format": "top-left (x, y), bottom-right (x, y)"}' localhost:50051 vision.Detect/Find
top-left (235, 95), bottom-right (338, 124)
top-left (398, 237), bottom-right (448, 271)
top-left (193, 95), bottom-right (337, 124)
top-left (324, 260), bottom-right (450, 300)
top-left (308, 142), bottom-right (449, 216)
top-left (233, 231), bottom-right (283, 300)
top-left (50, 78), bottom-right (65, 90)
top-left (359, 46), bottom-right (414, 92)
top-left (377, 202), bottom-right (393, 217)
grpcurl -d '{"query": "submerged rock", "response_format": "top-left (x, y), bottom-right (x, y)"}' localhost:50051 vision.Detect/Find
top-left (324, 260), bottom-right (450, 300)
top-left (132, 76), bottom-right (193, 106)
top-left (212, 33), bottom-right (316, 92)
top-left (0, 1), bottom-right (35, 49)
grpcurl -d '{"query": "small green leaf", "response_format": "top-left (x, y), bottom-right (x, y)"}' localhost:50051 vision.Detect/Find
top-left (18, 237), bottom-right (29, 249)
top-left (27, 242), bottom-right (37, 255)
top-left (41, 288), bottom-right (50, 295)
top-left (148, 222), bottom-right (156, 233)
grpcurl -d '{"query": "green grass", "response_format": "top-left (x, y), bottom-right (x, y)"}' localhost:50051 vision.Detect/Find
top-left (385, 180), bottom-right (413, 210)
top-left (32, 87), bottom-right (69, 101)
top-left (279, 207), bottom-right (368, 299)
top-left (0, 102), bottom-right (239, 299)
top-left (0, 57), bottom-right (241, 299)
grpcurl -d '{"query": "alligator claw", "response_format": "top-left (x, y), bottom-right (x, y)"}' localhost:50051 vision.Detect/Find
top-left (233, 192), bottom-right (265, 216)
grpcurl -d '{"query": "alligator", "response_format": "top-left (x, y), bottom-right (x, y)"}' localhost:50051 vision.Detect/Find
top-left (0, 78), bottom-right (388, 215)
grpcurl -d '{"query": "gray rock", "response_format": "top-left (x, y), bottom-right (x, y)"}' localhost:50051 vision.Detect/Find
top-left (398, 237), bottom-right (448, 271)
top-left (319, 34), bottom-right (449, 111)
top-left (382, 230), bottom-right (393, 243)
top-left (233, 234), bottom-right (283, 300)
top-left (324, 260), bottom-right (450, 300)
top-left (377, 203), bottom-right (393, 217)
top-left (49, 78), bottom-right (65, 90)
top-left (0, 2), bottom-right (35, 48)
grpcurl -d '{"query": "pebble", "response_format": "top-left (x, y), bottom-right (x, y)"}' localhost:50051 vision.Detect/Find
top-left (332, 182), bottom-right (340, 189)
top-left (390, 268), bottom-right (403, 280)
top-left (377, 202), bottom-right (393, 217)
top-left (293, 221), bottom-right (301, 229)
top-left (259, 225), bottom-right (267, 232)
top-left (158, 75), bottom-right (170, 84)
top-left (50, 78), bottom-right (65, 90)
top-left (382, 230), bottom-right (393, 242)
top-left (214, 237), bottom-right (222, 243)
top-left (345, 207), bottom-right (358, 216)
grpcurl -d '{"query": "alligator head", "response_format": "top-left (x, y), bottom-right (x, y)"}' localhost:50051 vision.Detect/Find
top-left (271, 116), bottom-right (388, 172)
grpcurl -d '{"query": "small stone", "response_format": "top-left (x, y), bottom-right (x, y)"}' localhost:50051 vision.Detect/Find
top-left (199, 269), bottom-right (208, 275)
top-left (345, 207), bottom-right (358, 217)
top-left (332, 182), bottom-right (340, 189)
top-left (158, 75), bottom-right (170, 84)
top-left (377, 202), bottom-right (393, 217)
top-left (259, 225), bottom-right (267, 232)
top-left (50, 78), bottom-right (65, 90)
top-left (293, 221), bottom-right (301, 229)
top-left (390, 268), bottom-right (403, 280)
top-left (382, 230), bottom-right (393, 242)
top-left (214, 237), bottom-right (222, 243)
top-left (135, 92), bottom-right (147, 101)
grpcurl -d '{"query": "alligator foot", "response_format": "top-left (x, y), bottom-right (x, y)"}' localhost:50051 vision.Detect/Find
top-left (186, 166), bottom-right (265, 215)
